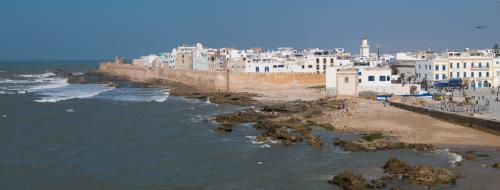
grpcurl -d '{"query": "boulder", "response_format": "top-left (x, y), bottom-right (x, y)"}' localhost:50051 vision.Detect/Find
top-left (216, 124), bottom-right (234, 132)
top-left (383, 158), bottom-right (410, 174)
top-left (52, 69), bottom-right (73, 77)
top-left (328, 172), bottom-right (368, 190)
top-left (307, 135), bottom-right (324, 148)
top-left (404, 165), bottom-right (458, 186)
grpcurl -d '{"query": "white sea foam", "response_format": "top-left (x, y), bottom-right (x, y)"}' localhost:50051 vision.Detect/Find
top-left (96, 88), bottom-right (169, 102)
top-left (246, 136), bottom-right (264, 144)
top-left (434, 149), bottom-right (463, 167)
top-left (17, 72), bottom-right (54, 78)
top-left (35, 84), bottom-right (114, 103)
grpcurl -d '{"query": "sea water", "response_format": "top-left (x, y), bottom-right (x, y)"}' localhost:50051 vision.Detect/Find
top-left (0, 61), bottom-right (499, 190)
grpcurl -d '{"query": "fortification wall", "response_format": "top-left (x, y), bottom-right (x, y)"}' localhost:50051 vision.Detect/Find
top-left (99, 63), bottom-right (325, 92)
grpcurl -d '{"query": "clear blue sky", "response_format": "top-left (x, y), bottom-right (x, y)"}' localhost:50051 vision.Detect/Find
top-left (1, 0), bottom-right (499, 60)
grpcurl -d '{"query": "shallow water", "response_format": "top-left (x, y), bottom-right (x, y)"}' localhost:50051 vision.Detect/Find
top-left (0, 61), bottom-right (499, 190)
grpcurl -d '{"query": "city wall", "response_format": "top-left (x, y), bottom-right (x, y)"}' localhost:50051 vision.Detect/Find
top-left (99, 63), bottom-right (325, 92)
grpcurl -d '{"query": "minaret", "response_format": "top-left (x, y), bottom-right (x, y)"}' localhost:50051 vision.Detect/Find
top-left (360, 36), bottom-right (370, 58)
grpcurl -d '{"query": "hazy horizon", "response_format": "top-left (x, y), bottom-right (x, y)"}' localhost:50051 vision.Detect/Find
top-left (1, 0), bottom-right (499, 60)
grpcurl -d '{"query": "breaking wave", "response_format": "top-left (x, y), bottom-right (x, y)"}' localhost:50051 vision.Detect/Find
top-left (1, 71), bottom-right (169, 103)
top-left (95, 88), bottom-right (169, 102)
top-left (34, 84), bottom-right (114, 103)
top-left (17, 72), bottom-right (54, 78)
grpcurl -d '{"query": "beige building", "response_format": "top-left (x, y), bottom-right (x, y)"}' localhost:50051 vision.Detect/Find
top-left (175, 52), bottom-right (194, 70)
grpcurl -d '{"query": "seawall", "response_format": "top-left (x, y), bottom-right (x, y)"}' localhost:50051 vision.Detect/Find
top-left (388, 101), bottom-right (500, 136)
top-left (98, 63), bottom-right (325, 92)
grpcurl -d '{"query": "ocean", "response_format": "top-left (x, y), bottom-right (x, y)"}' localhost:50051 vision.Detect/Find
top-left (0, 61), bottom-right (499, 190)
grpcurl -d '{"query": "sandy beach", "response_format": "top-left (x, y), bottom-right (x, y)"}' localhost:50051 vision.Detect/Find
top-left (334, 98), bottom-right (500, 149)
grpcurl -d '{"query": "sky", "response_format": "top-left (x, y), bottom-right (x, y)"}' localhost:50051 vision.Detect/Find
top-left (0, 0), bottom-right (499, 60)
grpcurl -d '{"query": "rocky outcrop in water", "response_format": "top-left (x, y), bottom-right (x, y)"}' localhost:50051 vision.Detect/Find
top-left (329, 158), bottom-right (458, 189)
top-left (493, 162), bottom-right (500, 168)
top-left (334, 138), bottom-right (435, 152)
top-left (328, 171), bottom-right (389, 190)
top-left (383, 158), bottom-right (458, 187)
top-left (213, 98), bottom-right (348, 146)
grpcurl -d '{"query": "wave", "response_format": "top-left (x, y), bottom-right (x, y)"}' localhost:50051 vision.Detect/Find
top-left (35, 84), bottom-right (114, 103)
top-left (17, 72), bottom-right (54, 78)
top-left (95, 88), bottom-right (169, 102)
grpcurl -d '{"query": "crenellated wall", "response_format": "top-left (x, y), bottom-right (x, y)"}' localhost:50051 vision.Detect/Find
top-left (99, 63), bottom-right (325, 92)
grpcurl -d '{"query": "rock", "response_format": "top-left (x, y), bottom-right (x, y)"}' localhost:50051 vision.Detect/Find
top-left (383, 158), bottom-right (410, 174)
top-left (308, 135), bottom-right (323, 148)
top-left (390, 187), bottom-right (402, 190)
top-left (404, 165), bottom-right (458, 187)
top-left (52, 69), bottom-right (73, 77)
top-left (452, 151), bottom-right (477, 161)
top-left (383, 158), bottom-right (458, 187)
top-left (328, 171), bottom-right (368, 190)
top-left (216, 124), bottom-right (234, 132)
top-left (255, 135), bottom-right (268, 142)
top-left (361, 132), bottom-right (384, 142)
top-left (67, 75), bottom-right (87, 84)
top-left (493, 162), bottom-right (500, 168)
top-left (334, 138), bottom-right (435, 152)
top-left (215, 109), bottom-right (269, 124)
top-left (318, 123), bottom-right (335, 131)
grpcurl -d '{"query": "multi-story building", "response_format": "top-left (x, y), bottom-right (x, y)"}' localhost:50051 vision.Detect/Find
top-left (416, 49), bottom-right (495, 88)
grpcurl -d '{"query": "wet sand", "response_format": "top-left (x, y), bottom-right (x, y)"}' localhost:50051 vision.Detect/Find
top-left (335, 98), bottom-right (500, 149)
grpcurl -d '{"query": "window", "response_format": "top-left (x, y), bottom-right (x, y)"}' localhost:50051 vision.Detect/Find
top-left (463, 72), bottom-right (466, 78)
top-left (497, 71), bottom-right (500, 76)
top-left (425, 65), bottom-right (427, 70)
top-left (359, 79), bottom-right (362, 83)
top-left (479, 62), bottom-right (482, 68)
top-left (316, 65), bottom-right (320, 70)
top-left (471, 62), bottom-right (475, 67)
top-left (456, 63), bottom-right (460, 68)
top-left (442, 65), bottom-right (446, 70)
top-left (471, 72), bottom-right (475, 77)
top-left (435, 65), bottom-right (439, 71)
top-left (387, 76), bottom-right (390, 81)
top-left (323, 58), bottom-right (327, 64)
top-left (442, 74), bottom-right (446, 80)
top-left (457, 72), bottom-right (460, 78)
top-left (330, 58), bottom-right (334, 63)
top-left (479, 72), bottom-right (482, 77)
top-left (435, 74), bottom-right (439, 80)
top-left (344, 77), bottom-right (349, 83)
top-left (316, 58), bottom-right (320, 63)
top-left (497, 61), bottom-right (499, 65)
top-left (463, 62), bottom-right (466, 68)
top-left (358, 72), bottom-right (362, 76)
top-left (449, 63), bottom-right (453, 68)
top-left (308, 65), bottom-right (312, 68)
top-left (368, 76), bottom-right (375, 81)
top-left (486, 63), bottom-right (490, 68)
top-left (323, 65), bottom-right (326, 70)
top-left (418, 65), bottom-right (421, 69)
top-left (486, 72), bottom-right (490, 77)
top-left (379, 76), bottom-right (386, 81)
top-left (255, 67), bottom-right (260, 72)
top-left (450, 72), bottom-right (453, 78)
top-left (302, 65), bottom-right (305, 69)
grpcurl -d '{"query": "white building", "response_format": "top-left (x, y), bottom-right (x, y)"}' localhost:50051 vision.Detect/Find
top-left (416, 49), bottom-right (495, 88)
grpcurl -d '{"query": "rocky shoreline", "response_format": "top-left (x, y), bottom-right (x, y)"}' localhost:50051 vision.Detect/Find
top-left (55, 68), bottom-right (500, 190)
